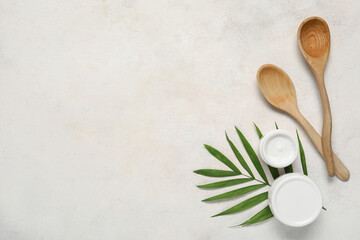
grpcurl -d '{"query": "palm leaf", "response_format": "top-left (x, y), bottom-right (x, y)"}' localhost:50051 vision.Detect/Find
top-left (297, 130), bottom-right (307, 176)
top-left (202, 184), bottom-right (266, 202)
top-left (195, 122), bottom-right (320, 227)
top-left (225, 133), bottom-right (254, 178)
top-left (284, 165), bottom-right (294, 173)
top-left (212, 192), bottom-right (268, 217)
top-left (268, 166), bottom-right (280, 179)
top-left (197, 178), bottom-right (253, 189)
top-left (253, 123), bottom-right (280, 180)
top-left (238, 205), bottom-right (273, 226)
top-left (204, 144), bottom-right (241, 173)
top-left (194, 169), bottom-right (241, 177)
top-left (253, 122), bottom-right (263, 138)
top-left (235, 127), bottom-right (269, 185)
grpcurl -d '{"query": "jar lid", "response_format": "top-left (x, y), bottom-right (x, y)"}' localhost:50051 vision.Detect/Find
top-left (268, 173), bottom-right (322, 227)
top-left (259, 129), bottom-right (298, 168)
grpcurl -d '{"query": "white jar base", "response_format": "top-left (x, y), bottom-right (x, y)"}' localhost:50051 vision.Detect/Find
top-left (268, 173), bottom-right (322, 227)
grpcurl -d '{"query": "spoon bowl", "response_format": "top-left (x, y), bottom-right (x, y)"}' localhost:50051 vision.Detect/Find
top-left (257, 64), bottom-right (350, 181)
top-left (257, 64), bottom-right (297, 113)
top-left (299, 18), bottom-right (330, 60)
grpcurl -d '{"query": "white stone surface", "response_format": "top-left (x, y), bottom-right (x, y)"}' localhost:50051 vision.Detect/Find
top-left (0, 0), bottom-right (359, 239)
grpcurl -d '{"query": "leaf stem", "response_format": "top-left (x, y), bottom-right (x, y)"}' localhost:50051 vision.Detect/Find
top-left (241, 173), bottom-right (271, 186)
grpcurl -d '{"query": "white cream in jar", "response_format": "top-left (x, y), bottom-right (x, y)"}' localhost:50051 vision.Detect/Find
top-left (259, 129), bottom-right (298, 168)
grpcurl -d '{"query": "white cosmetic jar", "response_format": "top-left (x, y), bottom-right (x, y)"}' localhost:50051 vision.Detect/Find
top-left (259, 129), bottom-right (298, 168)
top-left (268, 173), bottom-right (322, 227)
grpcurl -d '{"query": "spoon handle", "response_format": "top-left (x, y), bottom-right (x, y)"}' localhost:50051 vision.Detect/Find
top-left (293, 111), bottom-right (349, 181)
top-left (314, 72), bottom-right (335, 177)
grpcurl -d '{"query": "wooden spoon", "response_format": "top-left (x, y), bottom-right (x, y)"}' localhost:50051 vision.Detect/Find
top-left (257, 64), bottom-right (350, 181)
top-left (298, 17), bottom-right (335, 177)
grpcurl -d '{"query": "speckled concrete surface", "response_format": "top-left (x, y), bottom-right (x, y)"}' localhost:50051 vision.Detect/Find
top-left (0, 0), bottom-right (359, 239)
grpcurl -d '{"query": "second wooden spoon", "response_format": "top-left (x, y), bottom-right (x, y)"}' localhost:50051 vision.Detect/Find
top-left (257, 64), bottom-right (350, 181)
top-left (298, 17), bottom-right (335, 177)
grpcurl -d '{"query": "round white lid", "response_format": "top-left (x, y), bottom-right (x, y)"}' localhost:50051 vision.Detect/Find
top-left (259, 129), bottom-right (298, 168)
top-left (269, 173), bottom-right (322, 227)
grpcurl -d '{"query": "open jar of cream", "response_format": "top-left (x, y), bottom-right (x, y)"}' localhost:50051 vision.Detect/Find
top-left (268, 173), bottom-right (322, 227)
top-left (259, 129), bottom-right (298, 168)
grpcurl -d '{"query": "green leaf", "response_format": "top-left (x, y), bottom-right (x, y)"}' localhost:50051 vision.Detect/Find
top-left (194, 169), bottom-right (241, 178)
top-left (275, 122), bottom-right (279, 129)
top-left (322, 206), bottom-right (327, 211)
top-left (253, 122), bottom-right (263, 138)
top-left (238, 205), bottom-right (273, 226)
top-left (284, 165), bottom-right (294, 173)
top-left (212, 192), bottom-right (268, 217)
top-left (204, 144), bottom-right (240, 173)
top-left (197, 178), bottom-right (253, 189)
top-left (268, 166), bottom-right (280, 179)
top-left (225, 133), bottom-right (254, 178)
top-left (253, 123), bottom-right (280, 180)
top-left (235, 127), bottom-right (269, 185)
top-left (297, 130), bottom-right (307, 176)
top-left (202, 184), bottom-right (266, 202)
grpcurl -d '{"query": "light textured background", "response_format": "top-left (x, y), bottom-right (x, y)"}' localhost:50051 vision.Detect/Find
top-left (0, 0), bottom-right (359, 239)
